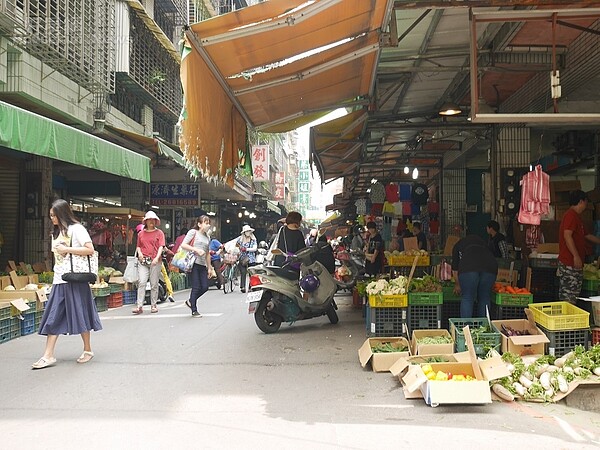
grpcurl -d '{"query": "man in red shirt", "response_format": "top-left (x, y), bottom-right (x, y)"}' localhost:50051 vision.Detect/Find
top-left (558, 190), bottom-right (600, 303)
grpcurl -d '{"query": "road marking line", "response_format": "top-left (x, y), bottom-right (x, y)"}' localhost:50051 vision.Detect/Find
top-left (101, 313), bottom-right (223, 320)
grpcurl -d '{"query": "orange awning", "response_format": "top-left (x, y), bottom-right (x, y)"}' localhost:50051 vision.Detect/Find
top-left (179, 0), bottom-right (391, 182)
top-left (309, 109), bottom-right (367, 183)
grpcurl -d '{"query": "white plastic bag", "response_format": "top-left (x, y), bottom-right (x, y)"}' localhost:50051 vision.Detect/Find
top-left (123, 256), bottom-right (139, 283)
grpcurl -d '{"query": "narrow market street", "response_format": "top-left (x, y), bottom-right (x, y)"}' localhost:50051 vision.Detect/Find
top-left (0, 287), bottom-right (599, 449)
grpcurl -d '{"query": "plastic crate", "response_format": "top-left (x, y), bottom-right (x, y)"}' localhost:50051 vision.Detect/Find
top-left (528, 257), bottom-right (558, 269)
top-left (441, 285), bottom-right (461, 302)
top-left (592, 327), bottom-right (600, 346)
top-left (529, 268), bottom-right (559, 302)
top-left (494, 293), bottom-right (533, 306)
top-left (0, 304), bottom-right (11, 321)
top-left (368, 294), bottom-right (408, 308)
top-left (107, 292), bottom-right (123, 308)
top-left (387, 255), bottom-right (430, 266)
top-left (538, 324), bottom-right (589, 357)
top-left (449, 317), bottom-right (501, 357)
top-left (366, 305), bottom-right (407, 337)
top-left (528, 301), bottom-right (589, 331)
top-left (582, 279), bottom-right (600, 293)
top-left (122, 290), bottom-right (137, 305)
top-left (408, 304), bottom-right (441, 333)
top-left (20, 312), bottom-right (36, 336)
top-left (441, 302), bottom-right (461, 330)
top-left (109, 283), bottom-right (122, 294)
top-left (95, 296), bottom-right (108, 312)
top-left (34, 311), bottom-right (43, 329)
top-left (408, 292), bottom-right (443, 305)
top-left (388, 266), bottom-right (430, 278)
top-left (91, 286), bottom-right (111, 298)
top-left (491, 304), bottom-right (527, 320)
top-left (0, 318), bottom-right (20, 343)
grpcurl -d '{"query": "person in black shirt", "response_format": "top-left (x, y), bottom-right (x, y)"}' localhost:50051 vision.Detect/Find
top-left (365, 221), bottom-right (384, 276)
top-left (451, 234), bottom-right (498, 317)
top-left (486, 220), bottom-right (509, 258)
top-left (315, 234), bottom-right (336, 274)
top-left (412, 222), bottom-right (427, 251)
top-left (273, 211), bottom-right (306, 268)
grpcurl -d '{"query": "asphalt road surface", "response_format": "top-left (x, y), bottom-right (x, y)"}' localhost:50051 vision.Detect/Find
top-left (1, 286), bottom-right (599, 449)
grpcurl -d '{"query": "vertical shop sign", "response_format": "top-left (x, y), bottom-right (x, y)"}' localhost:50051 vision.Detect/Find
top-left (274, 171), bottom-right (285, 200)
top-left (150, 183), bottom-right (200, 206)
top-left (251, 145), bottom-right (270, 182)
top-left (297, 159), bottom-right (311, 213)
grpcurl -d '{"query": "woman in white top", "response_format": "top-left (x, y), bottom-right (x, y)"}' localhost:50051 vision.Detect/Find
top-left (33, 199), bottom-right (102, 369)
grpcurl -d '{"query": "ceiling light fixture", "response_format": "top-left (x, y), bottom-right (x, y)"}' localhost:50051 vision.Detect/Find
top-left (439, 101), bottom-right (462, 116)
top-left (403, 166), bottom-right (409, 174)
top-left (412, 168), bottom-right (419, 179)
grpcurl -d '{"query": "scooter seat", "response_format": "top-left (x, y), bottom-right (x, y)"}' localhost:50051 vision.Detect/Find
top-left (266, 266), bottom-right (299, 281)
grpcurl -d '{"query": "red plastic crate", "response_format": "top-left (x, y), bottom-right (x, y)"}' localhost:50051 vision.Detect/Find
top-left (107, 292), bottom-right (123, 308)
top-left (593, 327), bottom-right (600, 346)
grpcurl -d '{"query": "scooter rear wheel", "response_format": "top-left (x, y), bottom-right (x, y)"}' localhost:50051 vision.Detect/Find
top-left (255, 296), bottom-right (282, 333)
top-left (326, 304), bottom-right (339, 324)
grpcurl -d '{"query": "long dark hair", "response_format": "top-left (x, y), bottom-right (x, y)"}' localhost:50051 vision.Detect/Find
top-left (51, 199), bottom-right (79, 239)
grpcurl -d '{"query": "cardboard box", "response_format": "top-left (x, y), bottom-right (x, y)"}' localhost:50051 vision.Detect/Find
top-left (443, 235), bottom-right (460, 256)
top-left (9, 271), bottom-right (28, 290)
top-left (390, 354), bottom-right (459, 400)
top-left (0, 289), bottom-right (47, 311)
top-left (492, 317), bottom-right (549, 356)
top-left (401, 327), bottom-right (510, 406)
top-left (536, 243), bottom-right (559, 254)
top-left (411, 329), bottom-right (454, 355)
top-left (0, 276), bottom-right (11, 290)
top-left (358, 337), bottom-right (411, 372)
top-left (587, 187), bottom-right (600, 204)
top-left (550, 180), bottom-right (581, 203)
top-left (109, 276), bottom-right (125, 284)
top-left (0, 298), bottom-right (32, 317)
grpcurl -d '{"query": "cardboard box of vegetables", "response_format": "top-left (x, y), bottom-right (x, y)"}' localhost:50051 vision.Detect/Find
top-left (358, 337), bottom-right (411, 372)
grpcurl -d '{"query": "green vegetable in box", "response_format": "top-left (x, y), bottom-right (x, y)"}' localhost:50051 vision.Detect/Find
top-left (355, 280), bottom-right (368, 297)
top-left (371, 342), bottom-right (409, 353)
top-left (408, 275), bottom-right (442, 293)
top-left (38, 271), bottom-right (54, 284)
top-left (366, 276), bottom-right (408, 295)
top-left (583, 263), bottom-right (600, 280)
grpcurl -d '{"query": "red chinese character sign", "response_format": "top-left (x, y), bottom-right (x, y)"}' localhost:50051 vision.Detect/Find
top-left (251, 145), bottom-right (270, 182)
top-left (274, 171), bottom-right (285, 200)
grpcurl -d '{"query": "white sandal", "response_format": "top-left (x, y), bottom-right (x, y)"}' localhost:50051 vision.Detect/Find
top-left (31, 356), bottom-right (56, 369)
top-left (77, 351), bottom-right (94, 364)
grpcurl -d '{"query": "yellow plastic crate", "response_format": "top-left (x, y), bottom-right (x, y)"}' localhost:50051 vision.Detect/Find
top-left (528, 301), bottom-right (589, 331)
top-left (368, 294), bottom-right (408, 308)
top-left (387, 255), bottom-right (430, 266)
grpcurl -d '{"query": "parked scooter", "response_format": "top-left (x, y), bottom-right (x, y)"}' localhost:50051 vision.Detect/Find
top-left (246, 243), bottom-right (355, 333)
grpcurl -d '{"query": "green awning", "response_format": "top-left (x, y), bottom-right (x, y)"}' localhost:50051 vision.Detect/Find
top-left (0, 101), bottom-right (151, 182)
top-left (157, 140), bottom-right (186, 168)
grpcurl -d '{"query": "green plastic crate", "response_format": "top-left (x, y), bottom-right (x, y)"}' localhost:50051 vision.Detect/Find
top-left (449, 317), bottom-right (501, 357)
top-left (582, 279), bottom-right (600, 293)
top-left (408, 292), bottom-right (443, 305)
top-left (441, 286), bottom-right (461, 302)
top-left (494, 293), bottom-right (533, 307)
top-left (95, 296), bottom-right (108, 312)
top-left (0, 318), bottom-right (20, 343)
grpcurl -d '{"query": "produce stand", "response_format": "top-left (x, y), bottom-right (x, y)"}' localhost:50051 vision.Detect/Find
top-left (84, 207), bottom-right (146, 258)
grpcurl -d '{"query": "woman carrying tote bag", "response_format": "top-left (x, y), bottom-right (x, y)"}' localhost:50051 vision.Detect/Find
top-left (33, 199), bottom-right (102, 369)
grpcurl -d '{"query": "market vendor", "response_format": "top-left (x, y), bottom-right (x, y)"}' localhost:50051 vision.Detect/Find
top-left (365, 221), bottom-right (383, 276)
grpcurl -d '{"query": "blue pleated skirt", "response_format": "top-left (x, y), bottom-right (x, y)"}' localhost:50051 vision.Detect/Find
top-left (38, 283), bottom-right (103, 336)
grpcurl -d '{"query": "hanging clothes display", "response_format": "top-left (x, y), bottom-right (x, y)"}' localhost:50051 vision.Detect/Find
top-left (385, 183), bottom-right (399, 202)
top-left (517, 165), bottom-right (550, 226)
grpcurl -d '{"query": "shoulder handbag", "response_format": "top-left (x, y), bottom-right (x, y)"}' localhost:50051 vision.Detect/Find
top-left (172, 233), bottom-right (196, 273)
top-left (62, 236), bottom-right (99, 283)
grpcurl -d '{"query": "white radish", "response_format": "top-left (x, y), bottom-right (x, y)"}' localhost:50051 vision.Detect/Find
top-left (519, 374), bottom-right (533, 388)
top-left (563, 366), bottom-right (574, 374)
top-left (522, 371), bottom-right (534, 381)
top-left (593, 367), bottom-right (600, 376)
top-left (536, 364), bottom-right (549, 377)
top-left (492, 383), bottom-right (515, 402)
top-left (545, 388), bottom-right (555, 398)
top-left (574, 367), bottom-right (582, 376)
top-left (562, 351), bottom-right (575, 361)
top-left (554, 357), bottom-right (566, 368)
top-left (505, 363), bottom-right (515, 374)
top-left (539, 372), bottom-right (552, 390)
top-left (513, 382), bottom-right (526, 397)
top-left (546, 365), bottom-right (559, 373)
top-left (556, 374), bottom-right (568, 393)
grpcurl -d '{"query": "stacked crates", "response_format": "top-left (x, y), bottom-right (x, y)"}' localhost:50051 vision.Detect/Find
top-left (407, 292), bottom-right (442, 332)
top-left (107, 292), bottom-right (123, 308)
top-left (441, 285), bottom-right (461, 330)
top-left (528, 302), bottom-right (590, 357)
top-left (0, 317), bottom-right (20, 343)
top-left (492, 292), bottom-right (533, 320)
top-left (366, 294), bottom-right (407, 337)
top-left (19, 312), bottom-right (36, 336)
top-left (122, 290), bottom-right (137, 305)
top-left (95, 296), bottom-right (108, 312)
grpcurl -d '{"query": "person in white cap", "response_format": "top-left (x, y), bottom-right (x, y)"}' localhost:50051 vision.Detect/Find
top-left (133, 211), bottom-right (165, 314)
top-left (236, 224), bottom-right (257, 293)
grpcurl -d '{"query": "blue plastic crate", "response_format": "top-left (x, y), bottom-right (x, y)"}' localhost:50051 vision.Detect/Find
top-left (122, 290), bottom-right (137, 305)
top-left (20, 312), bottom-right (36, 336)
top-left (0, 318), bottom-right (20, 343)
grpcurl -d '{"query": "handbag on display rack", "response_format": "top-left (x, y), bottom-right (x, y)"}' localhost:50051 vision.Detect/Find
top-left (61, 237), bottom-right (99, 283)
top-left (171, 233), bottom-right (196, 273)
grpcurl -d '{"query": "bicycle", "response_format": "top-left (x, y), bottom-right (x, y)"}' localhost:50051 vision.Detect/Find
top-left (222, 253), bottom-right (240, 294)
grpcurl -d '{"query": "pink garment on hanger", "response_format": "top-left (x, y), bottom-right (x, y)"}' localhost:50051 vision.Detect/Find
top-left (517, 165), bottom-right (550, 225)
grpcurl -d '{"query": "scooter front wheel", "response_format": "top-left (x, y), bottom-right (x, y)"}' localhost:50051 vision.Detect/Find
top-left (326, 304), bottom-right (339, 324)
top-left (255, 296), bottom-right (282, 333)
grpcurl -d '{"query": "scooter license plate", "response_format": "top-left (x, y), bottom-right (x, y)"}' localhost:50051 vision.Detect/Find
top-left (247, 289), bottom-right (263, 303)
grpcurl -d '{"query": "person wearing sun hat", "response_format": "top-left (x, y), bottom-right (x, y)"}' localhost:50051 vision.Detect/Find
top-left (133, 211), bottom-right (165, 314)
top-left (236, 224), bottom-right (257, 293)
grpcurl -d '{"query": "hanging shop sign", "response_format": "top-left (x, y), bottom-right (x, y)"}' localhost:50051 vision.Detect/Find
top-left (251, 145), bottom-right (270, 182)
top-left (274, 171), bottom-right (285, 200)
top-left (150, 183), bottom-right (200, 206)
